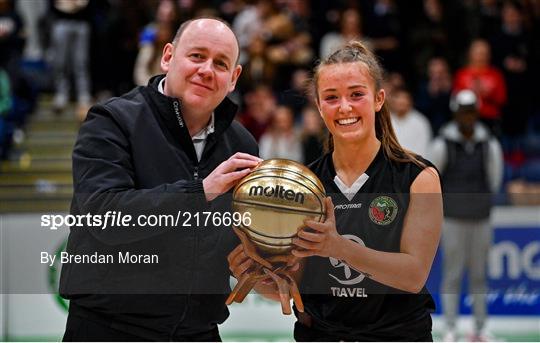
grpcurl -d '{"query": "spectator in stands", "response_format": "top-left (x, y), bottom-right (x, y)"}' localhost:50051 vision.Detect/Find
top-left (362, 0), bottom-right (404, 73)
top-left (531, 0), bottom-right (540, 74)
top-left (262, 0), bottom-right (313, 89)
top-left (280, 0), bottom-right (313, 65)
top-left (237, 35), bottom-right (276, 93)
top-left (307, 1), bottom-right (349, 56)
top-left (0, 67), bottom-right (12, 159)
top-left (319, 8), bottom-right (369, 59)
top-left (92, 0), bottom-right (150, 99)
top-left (14, 0), bottom-right (48, 62)
top-left (390, 87), bottom-right (432, 156)
top-left (299, 105), bottom-right (325, 164)
top-left (428, 89), bottom-right (503, 342)
top-left (408, 0), bottom-right (453, 78)
top-left (506, 113), bottom-right (540, 205)
top-left (0, 0), bottom-right (23, 81)
top-left (0, 67), bottom-right (10, 117)
top-left (49, 0), bottom-right (93, 121)
top-left (382, 71), bottom-right (405, 100)
top-left (133, 0), bottom-right (180, 86)
top-left (453, 38), bottom-right (507, 136)
top-left (134, 23), bottom-right (175, 86)
top-left (490, 0), bottom-right (533, 137)
top-left (477, 0), bottom-right (502, 39)
top-left (507, 174), bottom-right (540, 205)
top-left (237, 84), bottom-right (276, 141)
top-left (259, 105), bottom-right (302, 162)
top-left (0, 0), bottom-right (32, 149)
top-left (278, 68), bottom-right (311, 121)
top-left (232, 0), bottom-right (273, 65)
top-left (416, 57), bottom-right (453, 134)
top-left (217, 0), bottom-right (245, 23)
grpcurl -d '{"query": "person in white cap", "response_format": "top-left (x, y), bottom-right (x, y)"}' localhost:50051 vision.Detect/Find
top-left (428, 89), bottom-right (503, 341)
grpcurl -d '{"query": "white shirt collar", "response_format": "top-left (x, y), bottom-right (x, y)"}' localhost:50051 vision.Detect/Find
top-left (192, 113), bottom-right (215, 140)
top-left (158, 77), bottom-right (166, 93)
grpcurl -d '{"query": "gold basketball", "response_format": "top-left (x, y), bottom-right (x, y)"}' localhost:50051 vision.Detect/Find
top-left (232, 159), bottom-right (326, 255)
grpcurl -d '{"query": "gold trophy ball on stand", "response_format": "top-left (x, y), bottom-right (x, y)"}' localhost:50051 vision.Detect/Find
top-left (227, 159), bottom-right (326, 314)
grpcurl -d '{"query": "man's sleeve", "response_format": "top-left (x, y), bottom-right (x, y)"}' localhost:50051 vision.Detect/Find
top-left (419, 115), bottom-right (433, 157)
top-left (426, 137), bottom-right (447, 172)
top-left (486, 138), bottom-right (504, 193)
top-left (72, 104), bottom-right (208, 245)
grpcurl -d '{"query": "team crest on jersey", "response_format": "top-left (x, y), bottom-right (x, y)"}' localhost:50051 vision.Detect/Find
top-left (369, 196), bottom-right (398, 225)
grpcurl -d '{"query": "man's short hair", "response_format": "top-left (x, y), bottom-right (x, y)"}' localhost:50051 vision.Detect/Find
top-left (172, 17), bottom-right (241, 65)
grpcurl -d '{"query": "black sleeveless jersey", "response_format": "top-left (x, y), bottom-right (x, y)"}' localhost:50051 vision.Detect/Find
top-left (299, 148), bottom-right (436, 341)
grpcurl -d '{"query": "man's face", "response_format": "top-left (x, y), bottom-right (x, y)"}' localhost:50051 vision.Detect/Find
top-left (469, 40), bottom-right (490, 67)
top-left (391, 91), bottom-right (412, 117)
top-left (161, 19), bottom-right (242, 116)
top-left (455, 110), bottom-right (477, 136)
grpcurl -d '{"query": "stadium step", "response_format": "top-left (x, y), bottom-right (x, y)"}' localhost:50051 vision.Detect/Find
top-left (1, 97), bottom-right (79, 213)
top-left (1, 158), bottom-right (72, 173)
top-left (0, 183), bottom-right (73, 197)
top-left (0, 199), bottom-right (73, 213)
top-left (27, 119), bottom-right (80, 133)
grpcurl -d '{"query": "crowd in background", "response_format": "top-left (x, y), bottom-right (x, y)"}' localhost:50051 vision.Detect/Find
top-left (0, 0), bottom-right (539, 204)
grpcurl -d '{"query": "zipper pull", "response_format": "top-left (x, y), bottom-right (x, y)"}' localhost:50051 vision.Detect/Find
top-left (193, 166), bottom-right (199, 179)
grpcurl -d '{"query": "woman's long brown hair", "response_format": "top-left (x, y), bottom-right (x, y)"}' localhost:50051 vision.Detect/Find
top-left (313, 40), bottom-right (425, 169)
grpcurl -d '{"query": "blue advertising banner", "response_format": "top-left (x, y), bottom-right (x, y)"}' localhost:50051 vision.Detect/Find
top-left (427, 227), bottom-right (540, 315)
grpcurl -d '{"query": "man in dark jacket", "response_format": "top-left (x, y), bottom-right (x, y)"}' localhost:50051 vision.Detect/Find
top-left (428, 89), bottom-right (503, 341)
top-left (60, 18), bottom-right (261, 341)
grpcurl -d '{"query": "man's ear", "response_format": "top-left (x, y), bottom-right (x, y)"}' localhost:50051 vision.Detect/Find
top-left (160, 43), bottom-right (174, 72)
top-left (375, 88), bottom-right (385, 112)
top-left (228, 65), bottom-right (243, 93)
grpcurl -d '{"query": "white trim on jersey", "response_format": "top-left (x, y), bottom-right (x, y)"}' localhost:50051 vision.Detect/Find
top-left (334, 173), bottom-right (370, 201)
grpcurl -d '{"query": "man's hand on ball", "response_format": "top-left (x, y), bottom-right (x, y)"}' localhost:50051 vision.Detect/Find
top-left (292, 197), bottom-right (344, 258)
top-left (203, 153), bottom-right (262, 201)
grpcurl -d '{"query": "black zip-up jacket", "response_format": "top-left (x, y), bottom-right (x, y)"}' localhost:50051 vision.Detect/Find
top-left (59, 75), bottom-right (258, 340)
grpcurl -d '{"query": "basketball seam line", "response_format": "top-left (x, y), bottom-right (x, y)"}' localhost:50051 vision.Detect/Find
top-left (237, 223), bottom-right (296, 242)
top-left (233, 199), bottom-right (324, 215)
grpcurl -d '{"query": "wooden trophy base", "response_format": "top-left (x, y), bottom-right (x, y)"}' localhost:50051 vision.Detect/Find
top-left (226, 228), bottom-right (304, 315)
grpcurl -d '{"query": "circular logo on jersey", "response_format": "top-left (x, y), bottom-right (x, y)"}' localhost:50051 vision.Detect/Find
top-left (369, 196), bottom-right (398, 225)
top-left (328, 234), bottom-right (366, 285)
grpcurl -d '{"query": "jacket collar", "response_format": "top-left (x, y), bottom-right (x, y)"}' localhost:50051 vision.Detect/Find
top-left (147, 75), bottom-right (238, 134)
top-left (440, 121), bottom-right (491, 143)
top-left (143, 75), bottom-right (239, 161)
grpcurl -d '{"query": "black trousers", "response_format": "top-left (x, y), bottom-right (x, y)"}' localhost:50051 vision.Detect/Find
top-left (63, 314), bottom-right (222, 342)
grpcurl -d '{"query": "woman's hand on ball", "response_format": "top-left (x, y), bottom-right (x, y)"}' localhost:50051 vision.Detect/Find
top-left (292, 197), bottom-right (345, 258)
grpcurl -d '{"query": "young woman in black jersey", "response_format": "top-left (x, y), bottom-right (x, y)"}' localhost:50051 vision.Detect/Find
top-left (229, 41), bottom-right (442, 341)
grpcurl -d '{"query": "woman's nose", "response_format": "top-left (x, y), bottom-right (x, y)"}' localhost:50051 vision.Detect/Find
top-left (339, 99), bottom-right (352, 113)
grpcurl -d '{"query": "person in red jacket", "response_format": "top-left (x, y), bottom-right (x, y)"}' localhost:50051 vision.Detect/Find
top-left (453, 39), bottom-right (507, 135)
